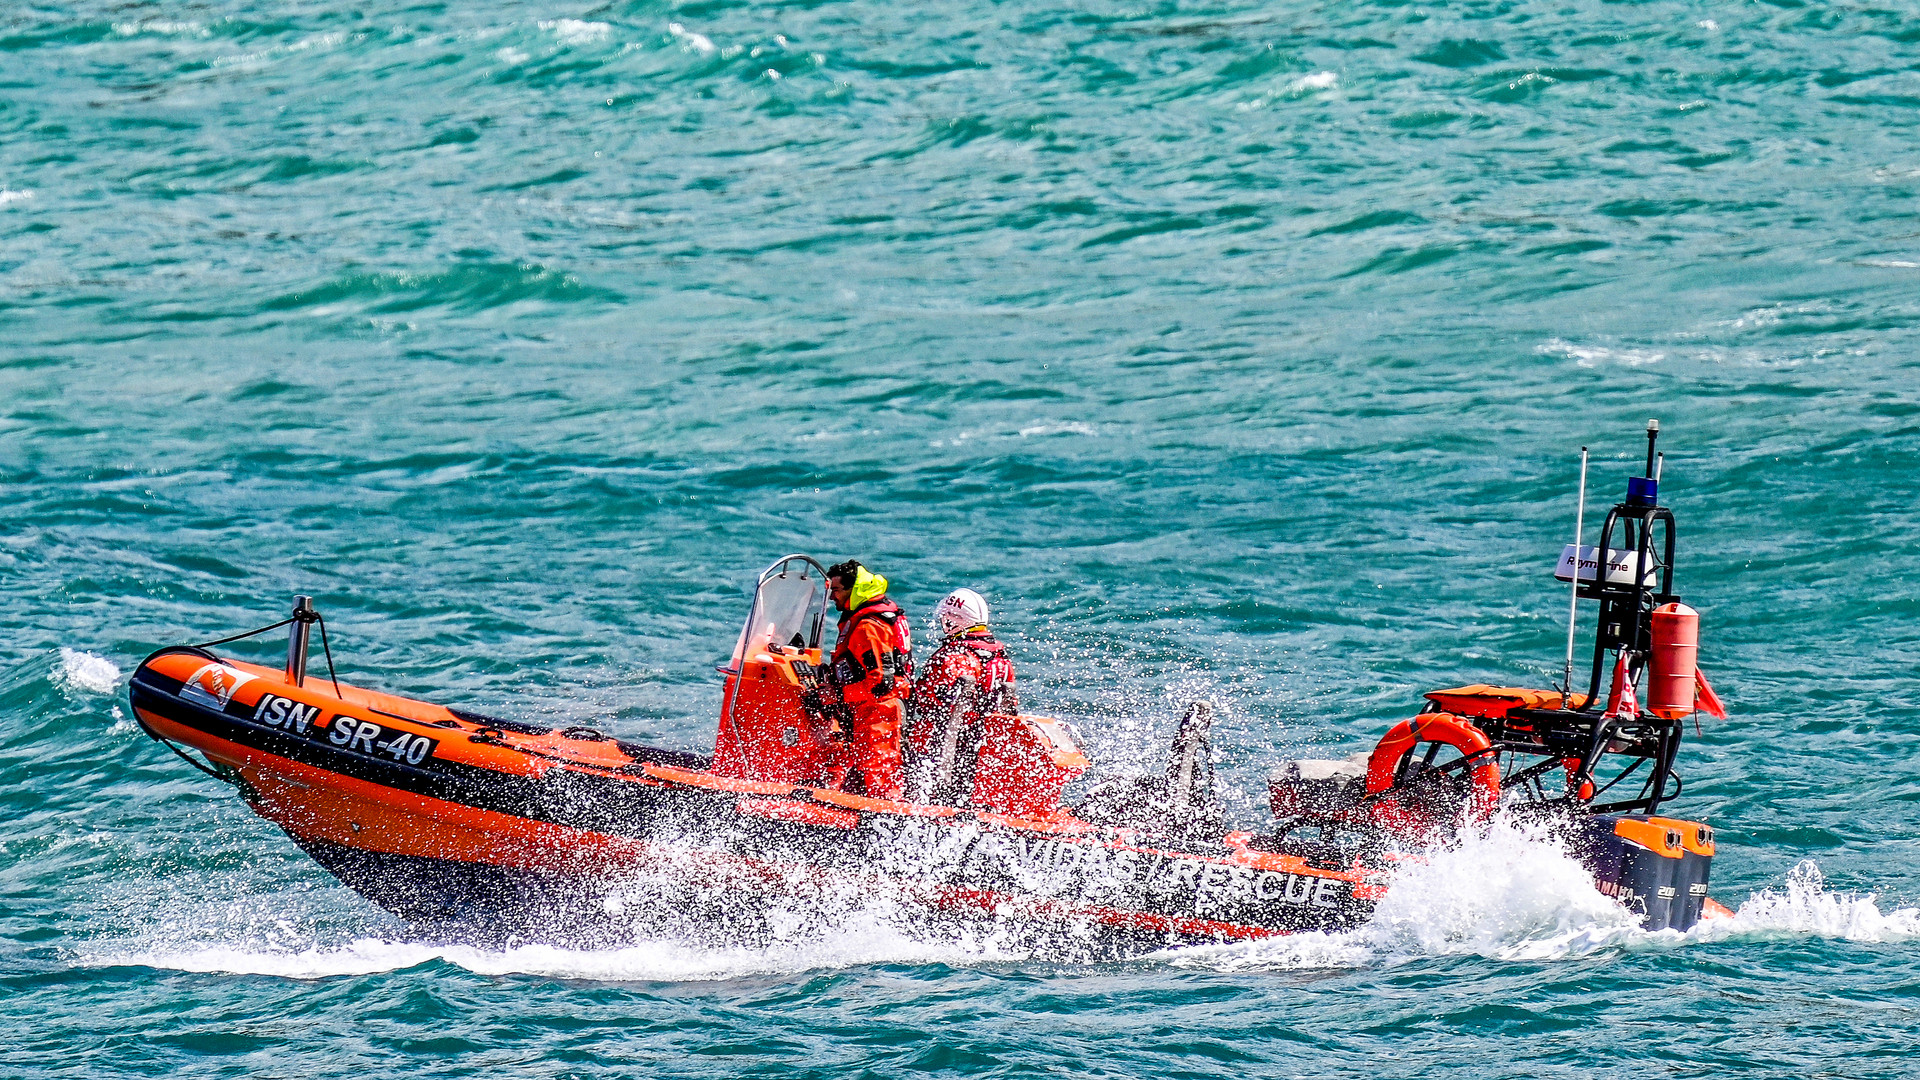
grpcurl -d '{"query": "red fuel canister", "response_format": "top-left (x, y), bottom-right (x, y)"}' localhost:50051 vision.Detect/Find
top-left (1648, 602), bottom-right (1699, 720)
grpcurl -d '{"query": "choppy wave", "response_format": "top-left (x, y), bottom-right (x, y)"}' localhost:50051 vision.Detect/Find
top-left (52, 647), bottom-right (120, 696)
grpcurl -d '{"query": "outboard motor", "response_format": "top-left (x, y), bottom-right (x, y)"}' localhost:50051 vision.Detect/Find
top-left (1574, 815), bottom-right (1716, 931)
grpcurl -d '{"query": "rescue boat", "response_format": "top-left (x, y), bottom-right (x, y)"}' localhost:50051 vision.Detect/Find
top-left (128, 423), bottom-right (1727, 953)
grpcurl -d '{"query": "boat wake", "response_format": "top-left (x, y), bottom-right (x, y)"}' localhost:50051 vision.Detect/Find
top-left (1694, 861), bottom-right (1920, 945)
top-left (75, 820), bottom-right (1918, 982)
top-left (1169, 821), bottom-right (1920, 973)
top-left (75, 841), bottom-right (1030, 982)
top-left (1165, 816), bottom-right (1643, 971)
top-left (77, 920), bottom-right (1005, 983)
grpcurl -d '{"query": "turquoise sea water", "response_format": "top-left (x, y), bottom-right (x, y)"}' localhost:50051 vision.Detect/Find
top-left (7, 0), bottom-right (1920, 1074)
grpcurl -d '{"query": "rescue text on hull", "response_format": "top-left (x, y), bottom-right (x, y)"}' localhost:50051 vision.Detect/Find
top-left (127, 423), bottom-right (1729, 952)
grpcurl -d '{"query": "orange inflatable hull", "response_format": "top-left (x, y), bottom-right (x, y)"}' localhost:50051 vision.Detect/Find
top-left (129, 647), bottom-right (1382, 952)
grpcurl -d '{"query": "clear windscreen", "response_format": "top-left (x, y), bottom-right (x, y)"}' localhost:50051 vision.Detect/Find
top-left (729, 559), bottom-right (826, 669)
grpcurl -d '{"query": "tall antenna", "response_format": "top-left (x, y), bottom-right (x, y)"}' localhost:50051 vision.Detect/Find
top-left (1644, 418), bottom-right (1660, 476)
top-left (1563, 447), bottom-right (1589, 702)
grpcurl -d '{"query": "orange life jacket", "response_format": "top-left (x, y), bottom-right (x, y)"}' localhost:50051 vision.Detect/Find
top-left (831, 597), bottom-right (913, 697)
top-left (912, 631), bottom-right (1015, 711)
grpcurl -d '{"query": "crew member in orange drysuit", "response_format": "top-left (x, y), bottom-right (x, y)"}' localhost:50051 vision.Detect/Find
top-left (905, 589), bottom-right (1017, 803)
top-left (908, 588), bottom-right (1017, 736)
top-left (824, 560), bottom-right (912, 799)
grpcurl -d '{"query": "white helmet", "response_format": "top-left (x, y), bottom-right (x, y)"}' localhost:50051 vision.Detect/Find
top-left (936, 588), bottom-right (990, 637)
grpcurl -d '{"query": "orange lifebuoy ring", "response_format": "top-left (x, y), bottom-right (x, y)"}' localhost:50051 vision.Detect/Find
top-left (1365, 712), bottom-right (1501, 833)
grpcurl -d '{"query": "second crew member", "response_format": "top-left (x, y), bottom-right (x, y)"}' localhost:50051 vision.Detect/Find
top-left (906, 588), bottom-right (1017, 802)
top-left (825, 559), bottom-right (912, 798)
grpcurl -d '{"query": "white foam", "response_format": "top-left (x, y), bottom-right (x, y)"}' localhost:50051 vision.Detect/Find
top-left (1237, 71), bottom-right (1340, 111)
top-left (85, 918), bottom-right (1010, 983)
top-left (1178, 831), bottom-right (1920, 975)
top-left (1539, 337), bottom-right (1665, 368)
top-left (111, 19), bottom-right (208, 37)
top-left (1364, 818), bottom-right (1641, 961)
top-left (668, 22), bottom-right (717, 56)
top-left (540, 19), bottom-right (610, 46)
top-left (55, 648), bottom-right (121, 695)
top-left (79, 841), bottom-right (1022, 983)
top-left (1723, 299), bottom-right (1850, 332)
top-left (1171, 817), bottom-right (1640, 972)
top-left (0, 189), bottom-right (32, 206)
top-left (1693, 861), bottom-right (1920, 944)
top-left (1017, 421), bottom-right (1097, 437)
